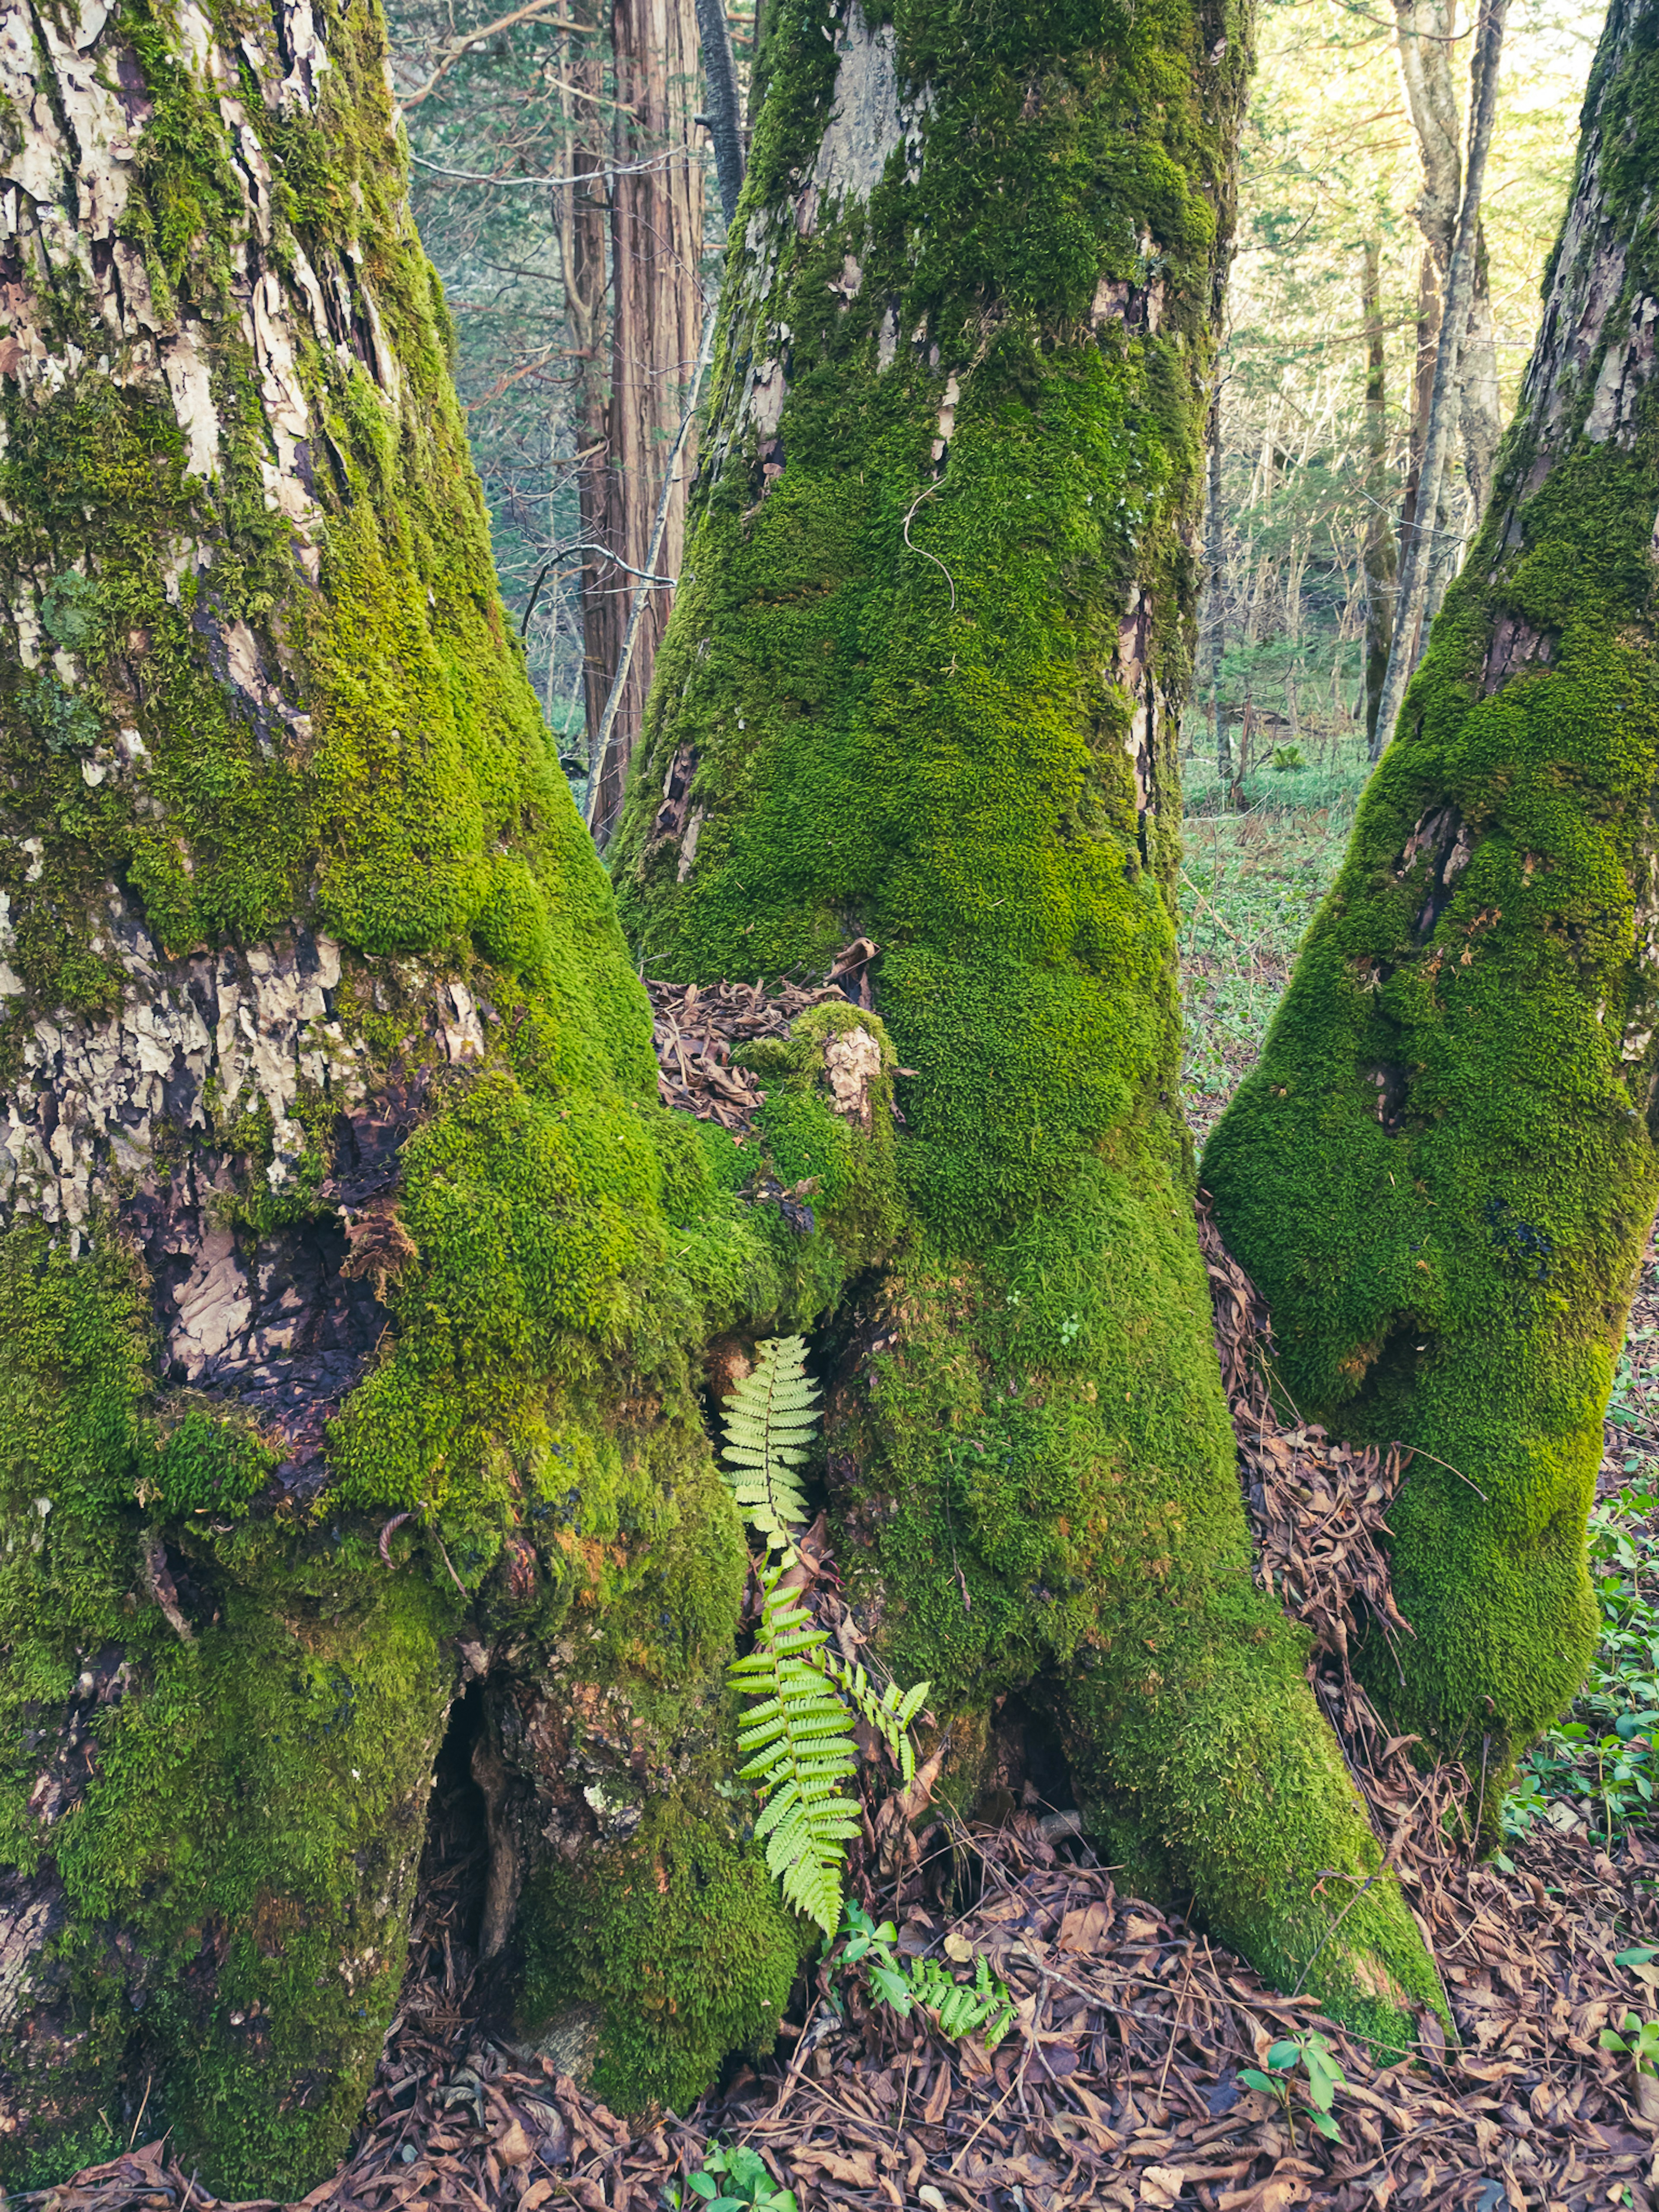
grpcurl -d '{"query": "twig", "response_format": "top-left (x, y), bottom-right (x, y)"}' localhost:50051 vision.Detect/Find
top-left (433, 1536), bottom-right (471, 1601)
top-left (1290, 1856), bottom-right (1390, 1998)
top-left (407, 147), bottom-right (688, 190)
top-left (1157, 1951), bottom-right (1194, 2101)
top-left (741, 1993), bottom-right (822, 2139)
top-left (901, 483), bottom-right (958, 612)
top-left (129, 2074), bottom-right (153, 2151)
top-left (1399, 1443), bottom-right (1489, 1502)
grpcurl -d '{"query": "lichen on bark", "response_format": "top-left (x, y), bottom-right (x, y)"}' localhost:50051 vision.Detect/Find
top-left (610, 0), bottom-right (1446, 2051)
top-left (1203, 0), bottom-right (1659, 1816)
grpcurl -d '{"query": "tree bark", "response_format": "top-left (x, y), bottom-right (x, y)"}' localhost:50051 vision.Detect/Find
top-left (585, 0), bottom-right (706, 836)
top-left (1391, 0), bottom-right (1503, 537)
top-left (1205, 0), bottom-right (1659, 1826)
top-left (1362, 236), bottom-right (1400, 753)
top-left (1371, 0), bottom-right (1508, 761)
top-left (610, 0), bottom-right (1443, 2051)
top-left (0, 0), bottom-right (792, 2190)
top-left (695, 0), bottom-right (747, 226)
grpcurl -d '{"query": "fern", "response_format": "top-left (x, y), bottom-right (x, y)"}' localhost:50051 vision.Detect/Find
top-left (820, 1650), bottom-right (928, 1787)
top-left (720, 1335), bottom-right (930, 1937)
top-left (721, 1335), bottom-right (818, 1558)
top-left (729, 1556), bottom-right (862, 1936)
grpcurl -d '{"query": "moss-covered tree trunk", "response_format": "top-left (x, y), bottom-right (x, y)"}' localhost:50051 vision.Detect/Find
top-left (609, 0), bottom-right (1444, 2060)
top-left (0, 0), bottom-right (808, 2192)
top-left (1204, 0), bottom-right (1659, 1818)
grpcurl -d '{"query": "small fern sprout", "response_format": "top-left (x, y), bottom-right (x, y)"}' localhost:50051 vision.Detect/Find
top-left (819, 1651), bottom-right (928, 1786)
top-left (720, 1335), bottom-right (818, 1559)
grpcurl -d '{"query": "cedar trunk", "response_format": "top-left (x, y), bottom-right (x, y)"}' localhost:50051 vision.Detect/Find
top-left (582, 0), bottom-right (706, 836)
top-left (1205, 0), bottom-right (1659, 1820)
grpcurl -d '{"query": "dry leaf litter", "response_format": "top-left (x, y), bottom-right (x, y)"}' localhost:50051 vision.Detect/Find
top-left (27, 976), bottom-right (1659, 2212)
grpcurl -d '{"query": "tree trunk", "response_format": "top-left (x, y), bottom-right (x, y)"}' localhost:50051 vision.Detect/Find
top-left (695, 0), bottom-right (747, 226)
top-left (0, 0), bottom-right (795, 2190)
top-left (1204, 0), bottom-right (1659, 1825)
top-left (585, 0), bottom-right (706, 836)
top-left (1371, 0), bottom-right (1508, 762)
top-left (1361, 237), bottom-right (1399, 754)
top-left (1391, 0), bottom-right (1503, 536)
top-left (1205, 392), bottom-right (1232, 784)
top-left (609, 0), bottom-right (1443, 2051)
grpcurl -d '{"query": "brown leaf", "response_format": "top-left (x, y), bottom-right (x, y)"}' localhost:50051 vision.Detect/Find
top-left (1058, 1901), bottom-right (1112, 1954)
top-left (795, 2148), bottom-right (878, 2188)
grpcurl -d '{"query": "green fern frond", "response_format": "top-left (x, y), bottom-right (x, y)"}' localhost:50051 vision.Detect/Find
top-left (820, 1649), bottom-right (930, 1789)
top-left (728, 1557), bottom-right (859, 1936)
top-left (721, 1335), bottom-right (819, 1558)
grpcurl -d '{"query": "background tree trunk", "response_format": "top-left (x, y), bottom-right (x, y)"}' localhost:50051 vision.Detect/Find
top-left (609, 0), bottom-right (1443, 2050)
top-left (1205, 392), bottom-right (1232, 783)
top-left (0, 0), bottom-right (795, 2190)
top-left (1362, 236), bottom-right (1400, 752)
top-left (1204, 0), bottom-right (1659, 1823)
top-left (583, 0), bottom-right (706, 835)
top-left (1392, 0), bottom-right (1503, 546)
top-left (1371, 0), bottom-right (1508, 761)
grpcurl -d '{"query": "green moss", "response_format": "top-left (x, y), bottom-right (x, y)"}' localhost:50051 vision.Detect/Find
top-left (473, 855), bottom-right (557, 978)
top-left (0, 1223), bottom-right (453, 2198)
top-left (149, 1407), bottom-right (278, 1518)
top-left (517, 1778), bottom-right (808, 2116)
top-left (1202, 3), bottom-right (1659, 1799)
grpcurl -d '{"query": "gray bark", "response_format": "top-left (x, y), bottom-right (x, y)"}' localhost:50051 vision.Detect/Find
top-left (696, 0), bottom-right (747, 224)
top-left (1373, 0), bottom-right (1509, 760)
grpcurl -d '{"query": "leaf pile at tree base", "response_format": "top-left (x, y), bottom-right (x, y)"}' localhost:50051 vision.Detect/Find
top-left (37, 1817), bottom-right (1659, 2212)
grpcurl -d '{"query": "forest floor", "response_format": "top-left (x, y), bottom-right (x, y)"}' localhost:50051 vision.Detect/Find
top-left (36, 772), bottom-right (1659, 2212)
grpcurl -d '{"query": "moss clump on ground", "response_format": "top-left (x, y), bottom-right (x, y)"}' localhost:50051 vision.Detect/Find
top-left (517, 1780), bottom-right (810, 2116)
top-left (1202, 2), bottom-right (1659, 1803)
top-left (609, 0), bottom-right (1445, 2047)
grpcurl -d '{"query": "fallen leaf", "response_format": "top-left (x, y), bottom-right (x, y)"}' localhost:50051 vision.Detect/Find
top-left (1059, 1901), bottom-right (1112, 1953)
top-left (1141, 2165), bottom-right (1185, 2208)
top-left (796, 2148), bottom-right (878, 2188)
top-left (494, 2117), bottom-right (534, 2168)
